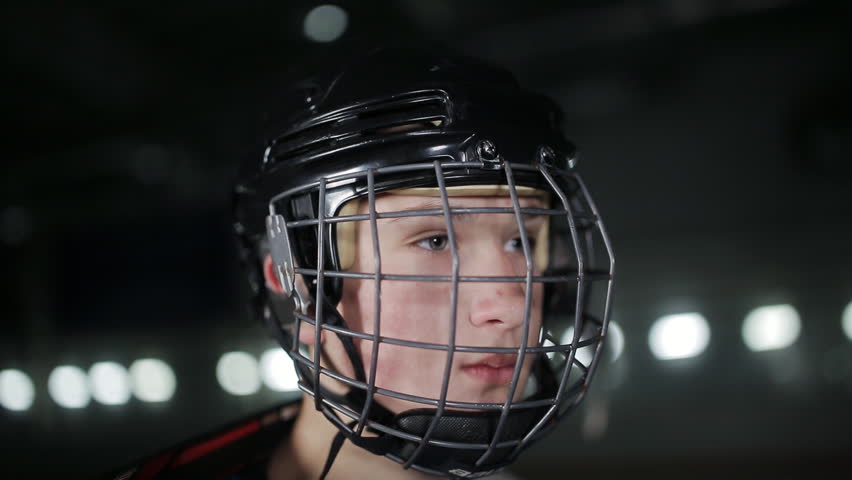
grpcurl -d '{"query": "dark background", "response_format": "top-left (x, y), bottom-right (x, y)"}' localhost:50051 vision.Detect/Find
top-left (3, 1), bottom-right (852, 478)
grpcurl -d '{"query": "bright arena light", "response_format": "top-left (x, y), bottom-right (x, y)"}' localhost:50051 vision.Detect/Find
top-left (88, 362), bottom-right (131, 405)
top-left (648, 313), bottom-right (710, 360)
top-left (129, 358), bottom-right (176, 403)
top-left (0, 369), bottom-right (35, 412)
top-left (259, 348), bottom-right (300, 392)
top-left (216, 351), bottom-right (261, 396)
top-left (607, 321), bottom-right (625, 362)
top-left (742, 304), bottom-right (801, 352)
top-left (543, 338), bottom-right (557, 360)
top-left (562, 327), bottom-right (594, 367)
top-left (842, 300), bottom-right (852, 342)
top-left (561, 321), bottom-right (624, 366)
top-left (48, 365), bottom-right (91, 408)
top-left (303, 4), bottom-right (348, 43)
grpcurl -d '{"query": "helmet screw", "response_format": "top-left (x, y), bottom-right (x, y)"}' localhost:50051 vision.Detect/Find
top-left (476, 140), bottom-right (498, 161)
top-left (476, 140), bottom-right (502, 170)
top-left (538, 146), bottom-right (556, 167)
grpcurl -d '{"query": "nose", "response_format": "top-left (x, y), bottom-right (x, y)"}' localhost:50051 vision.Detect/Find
top-left (463, 243), bottom-right (531, 330)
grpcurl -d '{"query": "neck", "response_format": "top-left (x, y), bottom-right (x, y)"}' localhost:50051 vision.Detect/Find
top-left (267, 395), bottom-right (431, 480)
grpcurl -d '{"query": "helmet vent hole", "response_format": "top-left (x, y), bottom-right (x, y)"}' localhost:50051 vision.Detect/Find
top-left (264, 91), bottom-right (450, 169)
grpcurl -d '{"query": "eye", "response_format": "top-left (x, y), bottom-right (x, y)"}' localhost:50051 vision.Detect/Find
top-left (505, 236), bottom-right (537, 253)
top-left (416, 235), bottom-right (450, 251)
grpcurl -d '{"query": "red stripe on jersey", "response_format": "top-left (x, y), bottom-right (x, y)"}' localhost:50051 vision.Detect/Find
top-left (133, 451), bottom-right (177, 480)
top-left (172, 420), bottom-right (262, 467)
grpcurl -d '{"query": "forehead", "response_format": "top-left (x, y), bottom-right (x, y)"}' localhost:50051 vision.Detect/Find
top-left (366, 193), bottom-right (547, 213)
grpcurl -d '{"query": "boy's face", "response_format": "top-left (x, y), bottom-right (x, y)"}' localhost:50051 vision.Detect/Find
top-left (335, 193), bottom-right (547, 413)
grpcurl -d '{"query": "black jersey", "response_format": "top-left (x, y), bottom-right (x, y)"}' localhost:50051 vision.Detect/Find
top-left (103, 399), bottom-right (524, 480)
top-left (104, 401), bottom-right (300, 480)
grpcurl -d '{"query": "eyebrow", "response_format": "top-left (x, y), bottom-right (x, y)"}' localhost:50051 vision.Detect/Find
top-left (383, 200), bottom-right (473, 223)
top-left (382, 199), bottom-right (546, 224)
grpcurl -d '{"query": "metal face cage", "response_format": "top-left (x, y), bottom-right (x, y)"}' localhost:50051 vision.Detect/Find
top-left (263, 151), bottom-right (615, 478)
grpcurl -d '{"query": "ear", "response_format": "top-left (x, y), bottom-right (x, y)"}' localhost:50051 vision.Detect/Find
top-left (263, 254), bottom-right (287, 294)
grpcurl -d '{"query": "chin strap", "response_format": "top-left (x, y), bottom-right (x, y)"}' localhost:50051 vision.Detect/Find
top-left (319, 424), bottom-right (406, 480)
top-left (322, 299), bottom-right (367, 384)
top-left (316, 389), bottom-right (397, 479)
top-left (319, 427), bottom-right (349, 480)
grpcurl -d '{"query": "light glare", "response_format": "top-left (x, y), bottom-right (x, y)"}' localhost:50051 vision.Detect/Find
top-left (0, 369), bottom-right (35, 412)
top-left (129, 358), bottom-right (176, 403)
top-left (303, 5), bottom-right (348, 43)
top-left (259, 349), bottom-right (299, 392)
top-left (562, 327), bottom-right (594, 367)
top-left (48, 365), bottom-right (91, 408)
top-left (648, 313), bottom-right (710, 360)
top-left (742, 304), bottom-right (801, 352)
top-left (843, 301), bottom-right (852, 342)
top-left (216, 351), bottom-right (261, 396)
top-left (543, 338), bottom-right (557, 360)
top-left (607, 321), bottom-right (625, 362)
top-left (89, 362), bottom-right (132, 405)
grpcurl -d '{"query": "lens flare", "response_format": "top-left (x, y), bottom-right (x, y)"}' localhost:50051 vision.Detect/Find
top-left (607, 321), bottom-right (625, 362)
top-left (303, 5), bottom-right (348, 43)
top-left (259, 348), bottom-right (299, 392)
top-left (842, 300), bottom-right (852, 342)
top-left (129, 358), bottom-right (176, 403)
top-left (216, 351), bottom-right (261, 396)
top-left (0, 369), bottom-right (35, 411)
top-left (48, 365), bottom-right (91, 408)
top-left (562, 327), bottom-right (594, 367)
top-left (742, 304), bottom-right (801, 352)
top-left (648, 313), bottom-right (710, 360)
top-left (89, 362), bottom-right (132, 405)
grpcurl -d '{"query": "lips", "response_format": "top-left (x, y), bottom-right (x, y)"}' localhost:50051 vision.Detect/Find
top-left (461, 354), bottom-right (519, 384)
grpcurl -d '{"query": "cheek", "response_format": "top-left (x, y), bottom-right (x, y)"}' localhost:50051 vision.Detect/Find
top-left (345, 280), bottom-right (453, 392)
top-left (351, 279), bottom-right (453, 340)
top-left (532, 283), bottom-right (545, 328)
top-left (341, 278), bottom-right (451, 341)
